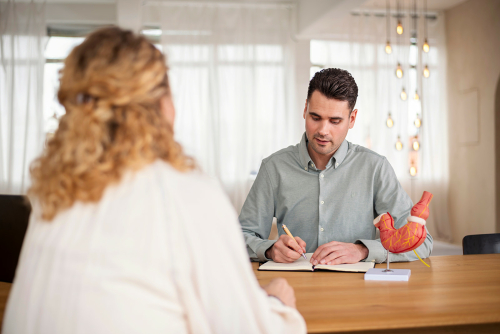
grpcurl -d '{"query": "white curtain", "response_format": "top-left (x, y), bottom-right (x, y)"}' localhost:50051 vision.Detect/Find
top-left (144, 3), bottom-right (300, 212)
top-left (310, 9), bottom-right (451, 241)
top-left (0, 0), bottom-right (46, 194)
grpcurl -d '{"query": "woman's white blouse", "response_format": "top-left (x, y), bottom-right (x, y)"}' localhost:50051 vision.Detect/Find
top-left (3, 161), bottom-right (306, 334)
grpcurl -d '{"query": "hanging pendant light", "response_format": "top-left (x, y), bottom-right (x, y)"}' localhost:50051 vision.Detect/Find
top-left (409, 165), bottom-right (417, 176)
top-left (396, 63), bottom-right (403, 78)
top-left (395, 136), bottom-right (403, 150)
top-left (400, 87), bottom-right (407, 101)
top-left (412, 136), bottom-right (420, 151)
top-left (396, 0), bottom-right (403, 35)
top-left (385, 1), bottom-right (392, 54)
top-left (423, 65), bottom-right (430, 78)
top-left (396, 20), bottom-right (403, 34)
top-left (414, 115), bottom-right (422, 128)
top-left (423, 0), bottom-right (430, 53)
top-left (385, 41), bottom-right (392, 54)
top-left (386, 113), bottom-right (394, 128)
top-left (414, 90), bottom-right (420, 100)
top-left (423, 38), bottom-right (430, 53)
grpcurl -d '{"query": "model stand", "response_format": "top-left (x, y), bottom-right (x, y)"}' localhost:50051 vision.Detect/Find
top-left (364, 249), bottom-right (411, 281)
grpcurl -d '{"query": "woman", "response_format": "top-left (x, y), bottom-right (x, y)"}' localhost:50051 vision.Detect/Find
top-left (3, 27), bottom-right (306, 334)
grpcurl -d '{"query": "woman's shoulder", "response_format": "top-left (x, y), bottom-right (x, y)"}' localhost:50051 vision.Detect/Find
top-left (139, 160), bottom-right (237, 229)
top-left (136, 160), bottom-right (228, 203)
top-left (147, 159), bottom-right (218, 186)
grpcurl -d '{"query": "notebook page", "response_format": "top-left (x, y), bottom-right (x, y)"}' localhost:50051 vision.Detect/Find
top-left (314, 261), bottom-right (375, 273)
top-left (258, 253), bottom-right (314, 271)
top-left (258, 253), bottom-right (375, 272)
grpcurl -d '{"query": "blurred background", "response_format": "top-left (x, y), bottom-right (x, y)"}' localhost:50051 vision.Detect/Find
top-left (1, 0), bottom-right (499, 251)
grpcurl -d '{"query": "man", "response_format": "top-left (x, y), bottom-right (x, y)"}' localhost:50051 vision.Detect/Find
top-left (239, 68), bottom-right (432, 265)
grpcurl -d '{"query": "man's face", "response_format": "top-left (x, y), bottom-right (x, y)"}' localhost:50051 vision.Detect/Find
top-left (303, 90), bottom-right (357, 157)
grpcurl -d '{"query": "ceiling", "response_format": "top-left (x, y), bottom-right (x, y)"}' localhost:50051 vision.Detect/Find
top-left (360, 0), bottom-right (468, 11)
top-left (40, 0), bottom-right (470, 12)
top-left (38, 0), bottom-right (471, 36)
top-left (44, 0), bottom-right (116, 3)
top-left (42, 0), bottom-right (469, 11)
top-left (43, 0), bottom-right (293, 3)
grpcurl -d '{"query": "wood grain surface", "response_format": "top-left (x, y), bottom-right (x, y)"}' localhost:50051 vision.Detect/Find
top-left (1, 255), bottom-right (499, 333)
top-left (0, 282), bottom-right (12, 331)
top-left (253, 254), bottom-right (500, 333)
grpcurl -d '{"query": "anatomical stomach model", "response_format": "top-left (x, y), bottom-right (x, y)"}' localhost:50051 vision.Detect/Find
top-left (374, 191), bottom-right (433, 265)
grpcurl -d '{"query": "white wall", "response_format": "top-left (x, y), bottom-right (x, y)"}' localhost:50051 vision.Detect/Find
top-left (445, 0), bottom-right (500, 243)
top-left (46, 3), bottom-right (115, 25)
top-left (294, 40), bottom-right (310, 134)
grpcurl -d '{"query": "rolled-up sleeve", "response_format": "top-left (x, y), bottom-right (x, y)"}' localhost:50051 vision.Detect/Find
top-left (356, 158), bottom-right (433, 263)
top-left (239, 162), bottom-right (277, 262)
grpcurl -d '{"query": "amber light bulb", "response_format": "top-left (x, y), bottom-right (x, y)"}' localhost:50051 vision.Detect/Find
top-left (385, 41), bottom-right (392, 54)
top-left (386, 113), bottom-right (394, 128)
top-left (395, 136), bottom-right (403, 151)
top-left (414, 117), bottom-right (422, 128)
top-left (423, 65), bottom-right (430, 78)
top-left (410, 165), bottom-right (417, 176)
top-left (414, 90), bottom-right (420, 100)
top-left (423, 38), bottom-right (430, 53)
top-left (400, 87), bottom-right (407, 101)
top-left (396, 63), bottom-right (403, 78)
top-left (396, 20), bottom-right (403, 35)
top-left (412, 137), bottom-right (420, 151)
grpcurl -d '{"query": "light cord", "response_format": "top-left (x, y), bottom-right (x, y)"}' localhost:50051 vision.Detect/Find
top-left (413, 249), bottom-right (430, 267)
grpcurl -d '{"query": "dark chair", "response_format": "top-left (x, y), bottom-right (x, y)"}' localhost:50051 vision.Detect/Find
top-left (462, 233), bottom-right (500, 255)
top-left (0, 195), bottom-right (31, 283)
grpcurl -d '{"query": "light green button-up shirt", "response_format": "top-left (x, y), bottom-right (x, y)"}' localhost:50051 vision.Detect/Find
top-left (239, 133), bottom-right (433, 263)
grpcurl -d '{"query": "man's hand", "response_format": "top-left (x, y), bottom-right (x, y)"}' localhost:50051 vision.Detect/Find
top-left (265, 234), bottom-right (306, 263)
top-left (310, 241), bottom-right (368, 265)
top-left (262, 278), bottom-right (297, 308)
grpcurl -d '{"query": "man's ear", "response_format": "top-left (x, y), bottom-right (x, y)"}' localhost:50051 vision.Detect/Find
top-left (349, 109), bottom-right (358, 129)
top-left (303, 100), bottom-right (308, 119)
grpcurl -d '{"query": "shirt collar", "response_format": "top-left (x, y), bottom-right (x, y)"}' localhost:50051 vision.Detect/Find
top-left (298, 133), bottom-right (349, 171)
top-left (332, 139), bottom-right (349, 169)
top-left (298, 133), bottom-right (312, 170)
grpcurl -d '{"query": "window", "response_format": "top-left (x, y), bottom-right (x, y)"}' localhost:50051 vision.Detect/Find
top-left (44, 36), bottom-right (84, 134)
top-left (43, 30), bottom-right (161, 135)
top-left (309, 39), bottom-right (423, 147)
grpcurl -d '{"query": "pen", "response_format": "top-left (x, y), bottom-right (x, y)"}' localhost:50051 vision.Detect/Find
top-left (281, 224), bottom-right (307, 260)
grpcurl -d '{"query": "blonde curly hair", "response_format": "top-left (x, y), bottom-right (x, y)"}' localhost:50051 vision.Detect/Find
top-left (29, 26), bottom-right (193, 221)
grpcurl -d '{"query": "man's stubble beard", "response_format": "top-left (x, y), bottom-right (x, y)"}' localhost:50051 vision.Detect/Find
top-left (309, 136), bottom-right (338, 156)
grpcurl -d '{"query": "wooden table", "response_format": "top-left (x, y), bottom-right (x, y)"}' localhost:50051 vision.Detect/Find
top-left (2, 255), bottom-right (499, 333)
top-left (0, 282), bottom-right (12, 330)
top-left (253, 254), bottom-right (500, 333)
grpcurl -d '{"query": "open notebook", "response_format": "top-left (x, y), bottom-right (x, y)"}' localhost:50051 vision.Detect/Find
top-left (259, 253), bottom-right (375, 273)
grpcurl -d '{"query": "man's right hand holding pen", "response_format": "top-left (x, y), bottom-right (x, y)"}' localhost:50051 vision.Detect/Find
top-left (265, 234), bottom-right (307, 263)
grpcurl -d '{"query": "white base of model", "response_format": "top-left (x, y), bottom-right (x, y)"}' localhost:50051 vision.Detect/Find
top-left (364, 268), bottom-right (411, 281)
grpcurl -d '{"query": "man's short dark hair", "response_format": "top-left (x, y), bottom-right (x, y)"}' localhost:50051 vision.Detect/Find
top-left (307, 68), bottom-right (358, 111)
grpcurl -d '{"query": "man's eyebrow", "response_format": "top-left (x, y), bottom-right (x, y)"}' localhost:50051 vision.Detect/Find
top-left (309, 111), bottom-right (343, 120)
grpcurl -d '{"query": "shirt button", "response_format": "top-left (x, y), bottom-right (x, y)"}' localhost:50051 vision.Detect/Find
top-left (335, 163), bottom-right (339, 168)
top-left (320, 200), bottom-right (324, 205)
top-left (320, 174), bottom-right (324, 178)
top-left (320, 227), bottom-right (324, 232)
top-left (304, 167), bottom-right (307, 170)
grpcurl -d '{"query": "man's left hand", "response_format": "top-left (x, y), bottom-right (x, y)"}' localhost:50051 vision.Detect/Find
top-left (310, 241), bottom-right (368, 265)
